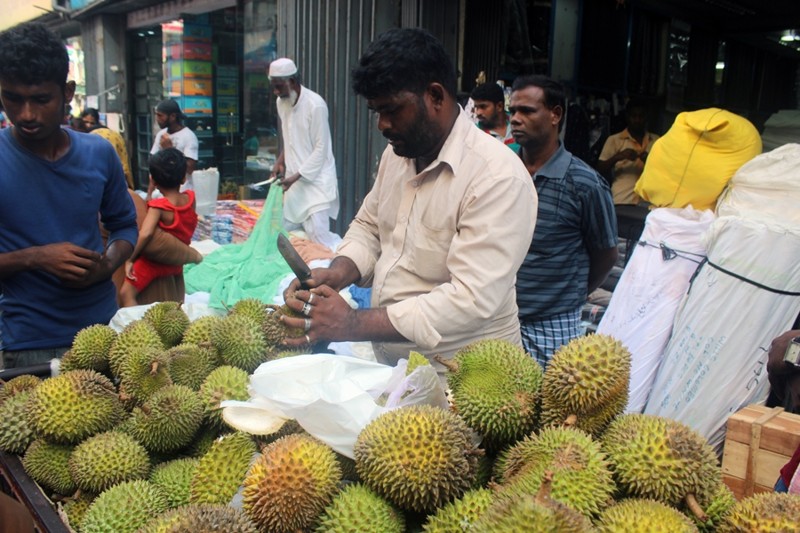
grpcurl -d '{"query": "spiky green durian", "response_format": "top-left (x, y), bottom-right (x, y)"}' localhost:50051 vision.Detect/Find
top-left (242, 433), bottom-right (341, 532)
top-left (27, 369), bottom-right (124, 444)
top-left (118, 347), bottom-right (172, 404)
top-left (601, 414), bottom-right (720, 512)
top-left (166, 343), bottom-right (218, 390)
top-left (62, 492), bottom-right (96, 532)
top-left (229, 298), bottom-right (269, 325)
top-left (494, 426), bottom-right (614, 518)
top-left (263, 304), bottom-right (311, 350)
top-left (211, 314), bottom-right (269, 373)
top-left (143, 302), bottom-right (191, 347)
top-left (198, 365), bottom-right (250, 430)
top-left (126, 384), bottom-right (204, 453)
top-left (0, 389), bottom-right (35, 454)
top-left (182, 424), bottom-right (222, 458)
top-left (471, 486), bottom-right (593, 533)
top-left (717, 492), bottom-right (800, 532)
top-left (189, 432), bottom-right (257, 505)
top-left (540, 333), bottom-right (631, 436)
top-left (423, 488), bottom-right (493, 533)
top-left (686, 481), bottom-right (736, 532)
top-left (181, 315), bottom-right (223, 351)
top-left (355, 405), bottom-right (481, 513)
top-left (0, 374), bottom-right (40, 404)
top-left (441, 339), bottom-right (543, 452)
top-left (109, 320), bottom-right (165, 378)
top-left (64, 324), bottom-right (117, 373)
top-left (69, 430), bottom-right (151, 493)
top-left (81, 480), bottom-right (168, 533)
top-left (406, 350), bottom-right (431, 375)
top-left (597, 498), bottom-right (699, 532)
top-left (315, 483), bottom-right (405, 533)
top-left (135, 504), bottom-right (258, 533)
top-left (149, 457), bottom-right (199, 509)
top-left (22, 439), bottom-right (76, 496)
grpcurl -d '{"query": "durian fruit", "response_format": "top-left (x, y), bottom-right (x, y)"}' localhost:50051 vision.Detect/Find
top-left (149, 457), bottom-right (199, 509)
top-left (211, 314), bottom-right (269, 373)
top-left (126, 384), bottom-right (204, 453)
top-left (61, 492), bottom-right (96, 532)
top-left (685, 481), bottom-right (736, 532)
top-left (355, 405), bottom-right (481, 513)
top-left (438, 339), bottom-right (542, 452)
top-left (494, 426), bottom-right (614, 518)
top-left (189, 431), bottom-right (257, 505)
top-left (0, 374), bottom-right (40, 404)
top-left (315, 483), bottom-right (405, 533)
top-left (406, 350), bottom-right (431, 374)
top-left (81, 480), bottom-right (168, 533)
top-left (109, 319), bottom-right (165, 378)
top-left (135, 503), bottom-right (258, 533)
top-left (62, 324), bottom-right (117, 373)
top-left (718, 492), bottom-right (800, 532)
top-left (601, 414), bottom-right (720, 519)
top-left (182, 424), bottom-right (222, 458)
top-left (597, 498), bottom-right (699, 532)
top-left (68, 430), bottom-right (151, 494)
top-left (263, 304), bottom-right (311, 350)
top-left (166, 343), bottom-right (218, 390)
top-left (0, 389), bottom-right (36, 454)
top-left (27, 369), bottom-right (124, 444)
top-left (423, 487), bottom-right (493, 533)
top-left (143, 301), bottom-right (191, 347)
top-left (22, 439), bottom-right (76, 496)
top-left (335, 451), bottom-right (360, 483)
top-left (181, 315), bottom-right (223, 351)
top-left (540, 333), bottom-right (631, 436)
top-left (198, 365), bottom-right (250, 430)
top-left (471, 474), bottom-right (593, 533)
top-left (229, 298), bottom-right (269, 327)
top-left (242, 433), bottom-right (341, 532)
top-left (118, 347), bottom-right (172, 404)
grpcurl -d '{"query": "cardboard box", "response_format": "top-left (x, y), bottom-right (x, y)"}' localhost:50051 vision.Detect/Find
top-left (721, 405), bottom-right (800, 500)
top-left (171, 78), bottom-right (213, 96)
top-left (179, 96), bottom-right (213, 116)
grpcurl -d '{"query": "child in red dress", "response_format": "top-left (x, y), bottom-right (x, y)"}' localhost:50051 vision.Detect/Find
top-left (120, 148), bottom-right (198, 306)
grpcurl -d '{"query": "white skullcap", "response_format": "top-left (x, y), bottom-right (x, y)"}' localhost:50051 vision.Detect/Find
top-left (268, 58), bottom-right (298, 78)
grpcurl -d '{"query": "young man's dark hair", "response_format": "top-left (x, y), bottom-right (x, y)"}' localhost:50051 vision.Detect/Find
top-left (471, 82), bottom-right (505, 105)
top-left (0, 22), bottom-right (69, 86)
top-left (351, 28), bottom-right (457, 99)
top-left (149, 147), bottom-right (187, 189)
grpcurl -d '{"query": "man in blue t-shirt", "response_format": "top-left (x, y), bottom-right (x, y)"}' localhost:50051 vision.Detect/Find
top-left (510, 75), bottom-right (618, 368)
top-left (0, 23), bottom-right (138, 369)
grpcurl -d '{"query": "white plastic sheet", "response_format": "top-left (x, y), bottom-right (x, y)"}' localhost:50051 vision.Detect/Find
top-left (717, 143), bottom-right (800, 226)
top-left (192, 168), bottom-right (220, 217)
top-left (108, 302), bottom-right (224, 332)
top-left (597, 206), bottom-right (715, 413)
top-left (222, 354), bottom-right (448, 458)
top-left (644, 216), bottom-right (800, 452)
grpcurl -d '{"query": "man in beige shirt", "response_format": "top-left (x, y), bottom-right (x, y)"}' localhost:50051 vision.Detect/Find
top-left (281, 28), bottom-right (537, 369)
top-left (597, 98), bottom-right (659, 205)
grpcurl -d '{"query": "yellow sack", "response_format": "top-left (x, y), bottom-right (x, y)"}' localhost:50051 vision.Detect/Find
top-left (635, 108), bottom-right (761, 210)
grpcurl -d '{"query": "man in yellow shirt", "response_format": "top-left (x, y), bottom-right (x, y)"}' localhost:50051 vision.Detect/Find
top-left (597, 98), bottom-right (659, 205)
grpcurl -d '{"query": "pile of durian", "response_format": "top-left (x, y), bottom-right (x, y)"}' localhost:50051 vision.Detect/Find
top-left (1, 303), bottom-right (799, 532)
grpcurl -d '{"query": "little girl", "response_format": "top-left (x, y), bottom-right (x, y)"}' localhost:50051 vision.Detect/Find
top-left (120, 148), bottom-right (198, 306)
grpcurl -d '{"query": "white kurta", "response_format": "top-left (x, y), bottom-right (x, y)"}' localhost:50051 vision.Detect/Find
top-left (277, 87), bottom-right (340, 224)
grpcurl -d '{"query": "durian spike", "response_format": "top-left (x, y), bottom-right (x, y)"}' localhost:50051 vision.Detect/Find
top-left (684, 493), bottom-right (708, 522)
top-left (563, 414), bottom-right (578, 427)
top-left (433, 354), bottom-right (459, 373)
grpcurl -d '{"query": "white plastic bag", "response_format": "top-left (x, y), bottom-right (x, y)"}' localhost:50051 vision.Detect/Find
top-left (222, 354), bottom-right (448, 458)
top-left (644, 216), bottom-right (800, 452)
top-left (192, 168), bottom-right (220, 217)
top-left (597, 206), bottom-right (714, 413)
top-left (108, 302), bottom-right (225, 332)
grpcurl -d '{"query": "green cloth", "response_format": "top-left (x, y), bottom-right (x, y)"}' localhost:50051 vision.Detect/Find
top-left (185, 186), bottom-right (291, 309)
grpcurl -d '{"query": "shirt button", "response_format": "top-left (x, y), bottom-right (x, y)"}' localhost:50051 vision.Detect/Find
top-left (411, 181), bottom-right (418, 187)
top-left (400, 216), bottom-right (407, 223)
top-left (393, 252), bottom-right (399, 258)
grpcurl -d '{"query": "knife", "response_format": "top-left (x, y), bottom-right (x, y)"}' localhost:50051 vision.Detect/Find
top-left (277, 233), bottom-right (312, 289)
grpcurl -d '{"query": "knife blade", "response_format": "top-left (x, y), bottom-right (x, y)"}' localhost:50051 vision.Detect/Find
top-left (277, 233), bottom-right (312, 289)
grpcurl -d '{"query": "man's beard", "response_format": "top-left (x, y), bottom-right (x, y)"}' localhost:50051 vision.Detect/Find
top-left (385, 99), bottom-right (440, 159)
top-left (288, 89), bottom-right (299, 106)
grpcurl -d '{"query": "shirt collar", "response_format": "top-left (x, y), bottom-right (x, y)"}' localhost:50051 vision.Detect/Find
top-left (533, 142), bottom-right (570, 180)
top-left (417, 107), bottom-right (471, 176)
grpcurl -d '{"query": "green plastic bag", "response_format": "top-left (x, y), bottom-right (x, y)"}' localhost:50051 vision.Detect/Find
top-left (184, 186), bottom-right (292, 309)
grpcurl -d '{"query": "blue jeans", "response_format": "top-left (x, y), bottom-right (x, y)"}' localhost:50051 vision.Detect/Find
top-left (775, 476), bottom-right (789, 492)
top-left (2, 347), bottom-right (68, 369)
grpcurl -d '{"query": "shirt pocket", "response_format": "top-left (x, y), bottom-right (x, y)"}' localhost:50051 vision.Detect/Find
top-left (410, 223), bottom-right (454, 282)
